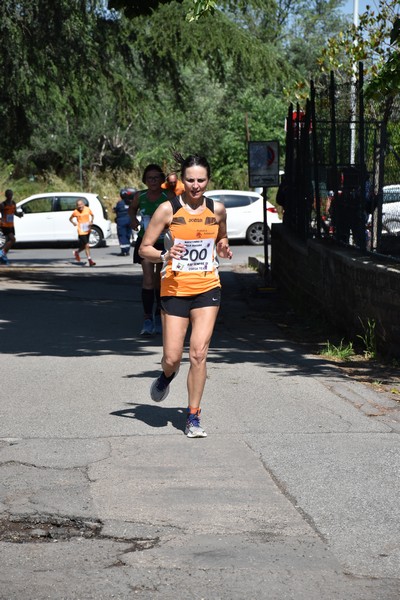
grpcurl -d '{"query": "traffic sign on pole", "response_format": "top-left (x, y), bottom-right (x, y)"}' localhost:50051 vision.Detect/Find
top-left (248, 141), bottom-right (279, 188)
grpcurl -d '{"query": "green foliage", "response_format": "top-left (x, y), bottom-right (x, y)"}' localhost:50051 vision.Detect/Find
top-left (365, 17), bottom-right (400, 102)
top-left (357, 317), bottom-right (378, 360)
top-left (212, 89), bottom-right (287, 186)
top-left (0, 0), bottom-right (352, 189)
top-left (186, 0), bottom-right (217, 21)
top-left (320, 339), bottom-right (355, 360)
top-left (108, 0), bottom-right (184, 18)
top-left (319, 1), bottom-right (400, 115)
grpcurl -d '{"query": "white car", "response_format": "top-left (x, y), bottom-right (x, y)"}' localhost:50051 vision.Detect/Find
top-left (0, 192), bottom-right (112, 248)
top-left (204, 189), bottom-right (282, 245)
top-left (382, 185), bottom-right (400, 235)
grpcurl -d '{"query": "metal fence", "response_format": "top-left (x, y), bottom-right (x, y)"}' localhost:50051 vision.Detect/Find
top-left (280, 64), bottom-right (400, 258)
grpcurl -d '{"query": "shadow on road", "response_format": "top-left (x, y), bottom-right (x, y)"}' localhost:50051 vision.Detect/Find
top-left (110, 403), bottom-right (186, 432)
top-left (0, 267), bottom-right (344, 382)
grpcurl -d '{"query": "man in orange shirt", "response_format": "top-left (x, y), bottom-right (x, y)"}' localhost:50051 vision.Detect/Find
top-left (0, 189), bottom-right (24, 265)
top-left (69, 199), bottom-right (96, 266)
top-left (161, 172), bottom-right (185, 198)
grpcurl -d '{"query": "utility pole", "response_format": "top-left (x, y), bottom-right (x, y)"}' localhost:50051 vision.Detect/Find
top-left (78, 146), bottom-right (83, 190)
top-left (350, 0), bottom-right (359, 165)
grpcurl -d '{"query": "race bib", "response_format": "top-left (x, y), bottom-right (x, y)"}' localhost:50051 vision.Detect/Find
top-left (81, 222), bottom-right (90, 232)
top-left (172, 238), bottom-right (214, 272)
top-left (6, 215), bottom-right (13, 223)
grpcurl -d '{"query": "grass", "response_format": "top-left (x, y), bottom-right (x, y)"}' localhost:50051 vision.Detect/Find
top-left (320, 339), bottom-right (355, 360)
top-left (357, 317), bottom-right (378, 360)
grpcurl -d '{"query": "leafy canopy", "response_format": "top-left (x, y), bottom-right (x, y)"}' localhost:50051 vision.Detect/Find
top-left (319, 0), bottom-right (400, 103)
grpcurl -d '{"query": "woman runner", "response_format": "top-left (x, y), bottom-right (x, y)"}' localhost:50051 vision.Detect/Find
top-left (139, 154), bottom-right (232, 437)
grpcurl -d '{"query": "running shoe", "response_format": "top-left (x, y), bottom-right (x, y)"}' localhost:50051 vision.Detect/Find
top-left (154, 314), bottom-right (162, 334)
top-left (74, 250), bottom-right (81, 262)
top-left (0, 253), bottom-right (9, 265)
top-left (185, 409), bottom-right (207, 438)
top-left (150, 368), bottom-right (179, 402)
top-left (88, 258), bottom-right (96, 267)
top-left (140, 318), bottom-right (154, 336)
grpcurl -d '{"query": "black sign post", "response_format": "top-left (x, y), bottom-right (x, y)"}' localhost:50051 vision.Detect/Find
top-left (248, 141), bottom-right (279, 283)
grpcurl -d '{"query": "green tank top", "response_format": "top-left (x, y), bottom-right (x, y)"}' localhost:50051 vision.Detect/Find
top-left (138, 190), bottom-right (168, 239)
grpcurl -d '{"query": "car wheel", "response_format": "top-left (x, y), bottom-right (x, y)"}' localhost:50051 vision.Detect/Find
top-left (0, 230), bottom-right (5, 249)
top-left (89, 226), bottom-right (104, 248)
top-left (246, 222), bottom-right (270, 245)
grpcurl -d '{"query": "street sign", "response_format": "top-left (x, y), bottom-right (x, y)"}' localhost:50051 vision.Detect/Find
top-left (248, 141), bottom-right (279, 187)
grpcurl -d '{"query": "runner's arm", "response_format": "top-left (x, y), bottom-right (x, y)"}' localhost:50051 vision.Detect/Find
top-left (13, 202), bottom-right (23, 218)
top-left (128, 192), bottom-right (141, 230)
top-left (139, 202), bottom-right (179, 263)
top-left (214, 201), bottom-right (232, 259)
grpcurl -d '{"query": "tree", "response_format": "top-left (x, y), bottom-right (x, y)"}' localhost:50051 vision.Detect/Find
top-left (278, 0), bottom-right (347, 79)
top-left (108, 0), bottom-right (212, 20)
top-left (0, 1), bottom-right (143, 172)
top-left (0, 0), bottom-right (354, 188)
top-left (319, 0), bottom-right (400, 115)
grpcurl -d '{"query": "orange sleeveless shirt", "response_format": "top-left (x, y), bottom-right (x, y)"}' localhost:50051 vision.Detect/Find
top-left (160, 197), bottom-right (221, 297)
top-left (0, 202), bottom-right (16, 228)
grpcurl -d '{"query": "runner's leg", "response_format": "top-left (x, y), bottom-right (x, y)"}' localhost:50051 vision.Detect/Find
top-left (141, 260), bottom-right (156, 319)
top-left (161, 312), bottom-right (189, 377)
top-left (186, 306), bottom-right (219, 409)
top-left (3, 232), bottom-right (15, 254)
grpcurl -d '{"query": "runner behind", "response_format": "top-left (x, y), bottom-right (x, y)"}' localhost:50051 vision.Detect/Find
top-left (0, 189), bottom-right (24, 265)
top-left (69, 199), bottom-right (96, 266)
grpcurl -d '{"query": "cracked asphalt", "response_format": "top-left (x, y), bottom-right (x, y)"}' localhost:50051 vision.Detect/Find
top-left (0, 248), bottom-right (399, 599)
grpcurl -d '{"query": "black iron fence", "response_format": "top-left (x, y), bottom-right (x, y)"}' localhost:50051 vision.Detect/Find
top-left (280, 64), bottom-right (400, 258)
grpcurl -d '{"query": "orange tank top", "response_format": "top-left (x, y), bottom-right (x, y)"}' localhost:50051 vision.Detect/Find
top-left (0, 202), bottom-right (16, 228)
top-left (160, 196), bottom-right (221, 297)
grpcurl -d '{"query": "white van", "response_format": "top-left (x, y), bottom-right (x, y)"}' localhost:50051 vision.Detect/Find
top-left (1, 192), bottom-right (112, 248)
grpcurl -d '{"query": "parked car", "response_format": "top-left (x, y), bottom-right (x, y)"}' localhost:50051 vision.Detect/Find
top-left (0, 192), bottom-right (112, 248)
top-left (382, 185), bottom-right (400, 235)
top-left (204, 189), bottom-right (282, 245)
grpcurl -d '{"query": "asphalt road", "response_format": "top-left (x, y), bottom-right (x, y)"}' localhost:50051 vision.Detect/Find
top-left (2, 238), bottom-right (266, 269)
top-left (0, 246), bottom-right (399, 599)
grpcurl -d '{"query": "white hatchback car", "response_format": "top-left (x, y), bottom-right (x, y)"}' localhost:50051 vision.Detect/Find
top-left (0, 192), bottom-right (112, 248)
top-left (204, 189), bottom-right (282, 245)
top-left (382, 185), bottom-right (400, 235)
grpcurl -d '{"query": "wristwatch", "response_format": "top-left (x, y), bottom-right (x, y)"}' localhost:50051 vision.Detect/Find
top-left (160, 250), bottom-right (168, 261)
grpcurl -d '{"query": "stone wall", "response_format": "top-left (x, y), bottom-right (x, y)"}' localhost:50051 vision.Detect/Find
top-left (270, 224), bottom-right (400, 358)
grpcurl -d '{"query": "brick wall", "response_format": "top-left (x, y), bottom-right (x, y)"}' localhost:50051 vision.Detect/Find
top-left (270, 224), bottom-right (400, 358)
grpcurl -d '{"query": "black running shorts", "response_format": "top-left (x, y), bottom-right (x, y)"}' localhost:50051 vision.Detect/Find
top-left (161, 287), bottom-right (221, 318)
top-left (78, 233), bottom-right (90, 246)
top-left (1, 227), bottom-right (15, 237)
